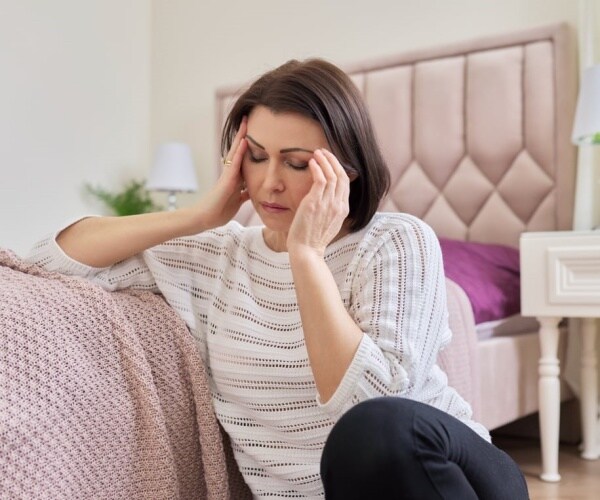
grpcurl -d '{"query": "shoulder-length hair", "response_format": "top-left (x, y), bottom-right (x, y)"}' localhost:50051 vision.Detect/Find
top-left (221, 59), bottom-right (390, 232)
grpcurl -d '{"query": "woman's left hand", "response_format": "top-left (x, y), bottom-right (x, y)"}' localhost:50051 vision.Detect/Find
top-left (287, 148), bottom-right (351, 257)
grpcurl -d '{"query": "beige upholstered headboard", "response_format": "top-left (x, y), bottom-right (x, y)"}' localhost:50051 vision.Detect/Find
top-left (215, 23), bottom-right (578, 248)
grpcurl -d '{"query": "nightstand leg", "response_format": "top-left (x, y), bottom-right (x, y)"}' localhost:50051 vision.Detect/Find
top-left (538, 316), bottom-right (562, 482)
top-left (580, 317), bottom-right (599, 460)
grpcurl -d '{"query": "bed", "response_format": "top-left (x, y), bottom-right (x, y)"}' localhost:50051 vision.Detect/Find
top-left (215, 21), bottom-right (579, 431)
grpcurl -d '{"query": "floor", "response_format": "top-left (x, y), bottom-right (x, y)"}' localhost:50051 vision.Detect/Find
top-left (495, 436), bottom-right (600, 499)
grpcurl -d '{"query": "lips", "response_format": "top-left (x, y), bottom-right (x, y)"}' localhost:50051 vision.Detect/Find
top-left (261, 202), bottom-right (288, 213)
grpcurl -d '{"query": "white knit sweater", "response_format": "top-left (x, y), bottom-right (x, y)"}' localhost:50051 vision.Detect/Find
top-left (28, 212), bottom-right (489, 499)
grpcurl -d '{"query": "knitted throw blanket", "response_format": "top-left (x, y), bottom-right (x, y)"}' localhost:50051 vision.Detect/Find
top-left (0, 249), bottom-right (249, 499)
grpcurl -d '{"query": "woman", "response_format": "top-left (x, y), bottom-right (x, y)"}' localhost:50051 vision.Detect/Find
top-left (28, 59), bottom-right (528, 499)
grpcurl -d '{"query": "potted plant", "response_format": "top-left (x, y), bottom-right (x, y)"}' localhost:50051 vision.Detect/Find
top-left (85, 179), bottom-right (163, 216)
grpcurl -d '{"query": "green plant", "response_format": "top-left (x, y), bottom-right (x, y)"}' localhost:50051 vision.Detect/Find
top-left (85, 179), bottom-right (163, 216)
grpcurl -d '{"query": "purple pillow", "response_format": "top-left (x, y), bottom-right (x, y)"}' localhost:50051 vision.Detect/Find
top-left (438, 238), bottom-right (520, 324)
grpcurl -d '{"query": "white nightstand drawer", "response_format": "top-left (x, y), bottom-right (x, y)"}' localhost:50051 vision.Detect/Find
top-left (521, 231), bottom-right (600, 318)
top-left (547, 245), bottom-right (600, 305)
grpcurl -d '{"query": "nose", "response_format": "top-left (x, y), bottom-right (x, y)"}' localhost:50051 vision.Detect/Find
top-left (262, 160), bottom-right (284, 192)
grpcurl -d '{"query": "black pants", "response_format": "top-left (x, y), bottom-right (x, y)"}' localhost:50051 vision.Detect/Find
top-left (320, 397), bottom-right (529, 500)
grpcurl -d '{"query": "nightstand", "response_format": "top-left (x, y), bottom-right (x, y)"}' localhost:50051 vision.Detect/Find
top-left (520, 230), bottom-right (600, 482)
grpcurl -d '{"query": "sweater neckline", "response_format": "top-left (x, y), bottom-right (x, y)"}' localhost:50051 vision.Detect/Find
top-left (249, 223), bottom-right (367, 264)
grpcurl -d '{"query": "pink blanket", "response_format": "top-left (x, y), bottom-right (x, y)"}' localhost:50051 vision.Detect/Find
top-left (0, 249), bottom-right (250, 499)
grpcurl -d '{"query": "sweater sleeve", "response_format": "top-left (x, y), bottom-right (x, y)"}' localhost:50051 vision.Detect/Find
top-left (318, 216), bottom-right (452, 417)
top-left (26, 217), bottom-right (160, 292)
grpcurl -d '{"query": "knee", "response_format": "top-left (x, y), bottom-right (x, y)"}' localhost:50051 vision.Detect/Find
top-left (328, 396), bottom-right (411, 435)
top-left (321, 398), bottom-right (419, 472)
top-left (321, 398), bottom-right (432, 498)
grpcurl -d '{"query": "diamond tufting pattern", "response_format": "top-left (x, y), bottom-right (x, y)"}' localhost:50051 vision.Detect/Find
top-left (352, 37), bottom-right (576, 247)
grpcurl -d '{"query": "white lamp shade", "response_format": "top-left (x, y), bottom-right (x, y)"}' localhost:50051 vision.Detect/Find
top-left (146, 142), bottom-right (199, 192)
top-left (572, 64), bottom-right (600, 145)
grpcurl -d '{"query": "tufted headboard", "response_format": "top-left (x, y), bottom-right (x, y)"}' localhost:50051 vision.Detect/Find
top-left (215, 23), bottom-right (577, 248)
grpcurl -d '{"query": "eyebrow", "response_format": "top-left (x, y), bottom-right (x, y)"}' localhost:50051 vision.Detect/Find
top-left (246, 134), bottom-right (313, 154)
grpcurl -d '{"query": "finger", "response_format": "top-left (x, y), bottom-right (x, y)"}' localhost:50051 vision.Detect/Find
top-left (321, 149), bottom-right (350, 199)
top-left (318, 150), bottom-right (350, 224)
top-left (322, 148), bottom-right (358, 182)
top-left (307, 158), bottom-right (327, 198)
top-left (321, 149), bottom-right (349, 181)
top-left (230, 138), bottom-right (247, 173)
top-left (314, 149), bottom-right (340, 202)
top-left (225, 116), bottom-right (247, 164)
top-left (221, 138), bottom-right (247, 186)
top-left (313, 150), bottom-right (337, 199)
top-left (314, 149), bottom-right (337, 182)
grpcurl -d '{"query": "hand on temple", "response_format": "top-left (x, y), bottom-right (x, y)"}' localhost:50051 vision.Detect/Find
top-left (287, 148), bottom-right (351, 258)
top-left (188, 117), bottom-right (250, 232)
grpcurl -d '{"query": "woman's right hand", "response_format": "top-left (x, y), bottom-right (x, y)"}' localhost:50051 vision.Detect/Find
top-left (55, 119), bottom-right (250, 267)
top-left (190, 116), bottom-right (250, 231)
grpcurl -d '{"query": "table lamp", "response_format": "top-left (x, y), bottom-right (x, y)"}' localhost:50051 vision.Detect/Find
top-left (572, 64), bottom-right (600, 145)
top-left (146, 142), bottom-right (199, 210)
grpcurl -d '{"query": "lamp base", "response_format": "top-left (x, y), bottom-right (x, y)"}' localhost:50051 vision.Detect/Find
top-left (167, 192), bottom-right (177, 211)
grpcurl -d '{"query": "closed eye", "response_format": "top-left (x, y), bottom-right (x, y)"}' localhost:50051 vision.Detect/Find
top-left (248, 152), bottom-right (267, 163)
top-left (285, 160), bottom-right (308, 171)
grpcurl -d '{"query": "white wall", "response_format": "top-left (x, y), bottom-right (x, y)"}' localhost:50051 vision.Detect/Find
top-left (0, 0), bottom-right (151, 255)
top-left (150, 0), bottom-right (580, 206)
top-left (1, 1), bottom-right (590, 256)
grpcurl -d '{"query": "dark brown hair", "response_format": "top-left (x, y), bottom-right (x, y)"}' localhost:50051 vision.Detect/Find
top-left (221, 59), bottom-right (390, 232)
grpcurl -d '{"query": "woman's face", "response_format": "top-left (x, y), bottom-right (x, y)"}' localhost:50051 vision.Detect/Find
top-left (242, 105), bottom-right (330, 237)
